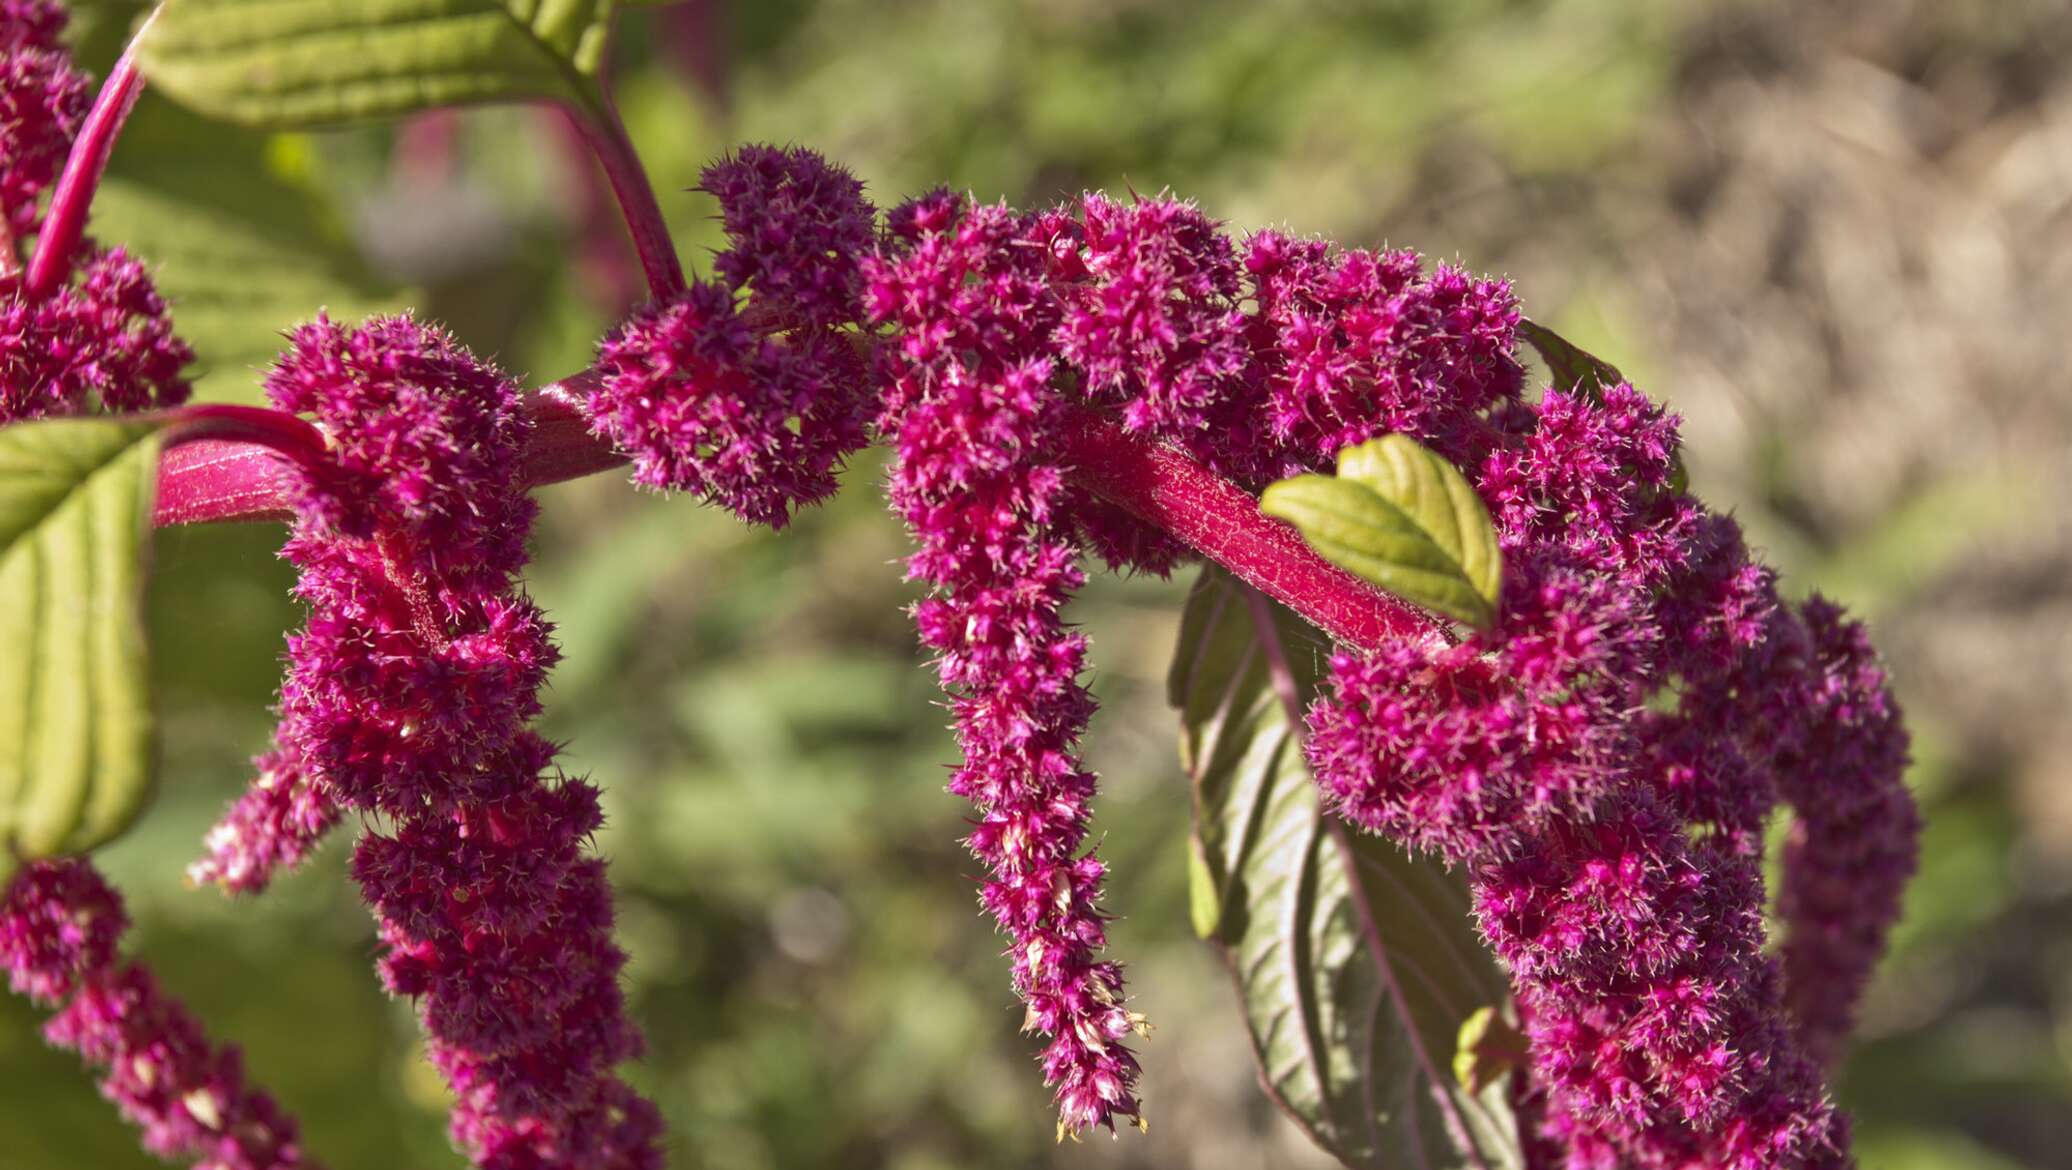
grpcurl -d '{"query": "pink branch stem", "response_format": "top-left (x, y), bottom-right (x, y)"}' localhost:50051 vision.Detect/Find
top-left (563, 101), bottom-right (685, 302)
top-left (24, 9), bottom-right (156, 298)
top-left (147, 381), bottom-right (1424, 652)
top-left (154, 405), bottom-right (331, 527)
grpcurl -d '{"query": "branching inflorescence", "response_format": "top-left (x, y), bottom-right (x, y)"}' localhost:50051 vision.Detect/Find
top-left (577, 145), bottom-right (1913, 1162)
top-left (220, 315), bottom-right (664, 1170)
top-left (4, 7), bottom-right (307, 1167)
top-left (0, 4), bottom-right (1919, 1167)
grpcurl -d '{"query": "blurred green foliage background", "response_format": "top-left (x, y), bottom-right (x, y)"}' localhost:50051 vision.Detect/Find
top-left (6, 1), bottom-right (2070, 1167)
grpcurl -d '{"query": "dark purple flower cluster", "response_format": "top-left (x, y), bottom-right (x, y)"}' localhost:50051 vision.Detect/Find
top-left (1302, 360), bottom-right (1912, 1166)
top-left (702, 143), bottom-right (875, 330)
top-left (201, 315), bottom-right (662, 1169)
top-left (1, 0), bottom-right (87, 241)
top-left (1, 859), bottom-right (314, 1170)
top-left (866, 190), bottom-right (1149, 1135)
top-left (1746, 598), bottom-right (1919, 1067)
top-left (584, 146), bottom-right (873, 526)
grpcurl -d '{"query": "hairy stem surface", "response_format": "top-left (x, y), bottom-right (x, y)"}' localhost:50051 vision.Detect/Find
top-left (149, 382), bottom-right (1425, 652)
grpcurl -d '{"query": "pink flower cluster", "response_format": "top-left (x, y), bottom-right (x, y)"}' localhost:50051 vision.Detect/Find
top-left (866, 191), bottom-right (1149, 1134)
top-left (2, 1), bottom-right (191, 424)
top-left (1, 0), bottom-right (86, 240)
top-left (2, 245), bottom-right (196, 420)
top-left (851, 182), bottom-right (1541, 1136)
top-left (2, 859), bottom-right (313, 1170)
top-left (1244, 230), bottom-right (1521, 470)
top-left (584, 146), bottom-right (873, 526)
top-left (1303, 350), bottom-right (1914, 1166)
top-left (200, 316), bottom-right (661, 1169)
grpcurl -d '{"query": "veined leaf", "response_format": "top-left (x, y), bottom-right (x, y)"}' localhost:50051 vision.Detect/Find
top-left (0, 418), bottom-right (165, 862)
top-left (1170, 568), bottom-right (1520, 1170)
top-left (137, 0), bottom-right (619, 128)
top-left (1261, 434), bottom-right (1502, 629)
top-left (94, 178), bottom-right (406, 406)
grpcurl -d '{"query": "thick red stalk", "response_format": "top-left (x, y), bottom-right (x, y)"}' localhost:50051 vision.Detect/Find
top-left (146, 384), bottom-right (1424, 652)
top-left (154, 405), bottom-right (330, 526)
top-left (1056, 405), bottom-right (1434, 649)
top-left (24, 10), bottom-right (154, 298)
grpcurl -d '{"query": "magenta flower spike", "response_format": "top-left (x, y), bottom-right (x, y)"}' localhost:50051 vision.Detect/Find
top-left (228, 315), bottom-right (663, 1169)
top-left (2, 860), bottom-right (316, 1170)
top-left (866, 190), bottom-right (1149, 1135)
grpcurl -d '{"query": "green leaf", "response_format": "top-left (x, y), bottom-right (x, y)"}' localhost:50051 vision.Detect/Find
top-left (1453, 1005), bottom-right (1529, 1095)
top-left (1260, 434), bottom-right (1503, 629)
top-left (1517, 320), bottom-right (1688, 494)
top-left (87, 95), bottom-right (412, 404)
top-left (137, 0), bottom-right (619, 128)
top-left (1518, 318), bottom-right (1626, 397)
top-left (1169, 567), bottom-right (1520, 1170)
top-left (0, 418), bottom-right (165, 863)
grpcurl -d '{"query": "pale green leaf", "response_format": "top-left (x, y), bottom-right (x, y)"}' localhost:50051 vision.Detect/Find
top-left (1169, 568), bottom-right (1520, 1170)
top-left (0, 418), bottom-right (165, 862)
top-left (138, 0), bottom-right (619, 127)
top-left (1260, 434), bottom-right (1502, 629)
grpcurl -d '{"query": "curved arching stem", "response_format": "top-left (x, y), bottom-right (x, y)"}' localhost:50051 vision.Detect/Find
top-left (562, 100), bottom-right (686, 302)
top-left (25, 9), bottom-right (158, 297)
top-left (148, 378), bottom-right (1424, 653)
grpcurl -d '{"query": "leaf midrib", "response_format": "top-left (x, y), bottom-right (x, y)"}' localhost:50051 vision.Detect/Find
top-left (1238, 585), bottom-right (1496, 1170)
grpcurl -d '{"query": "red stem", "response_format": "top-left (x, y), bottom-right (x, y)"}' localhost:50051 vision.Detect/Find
top-left (1057, 405), bottom-right (1434, 649)
top-left (154, 405), bottom-right (331, 527)
top-left (146, 380), bottom-right (1427, 652)
top-left (544, 111), bottom-right (646, 316)
top-left (564, 100), bottom-right (685, 302)
top-left (25, 10), bottom-right (155, 298)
